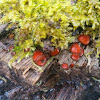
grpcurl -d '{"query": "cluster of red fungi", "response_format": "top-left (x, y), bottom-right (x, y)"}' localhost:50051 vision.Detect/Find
top-left (9, 34), bottom-right (90, 70)
top-left (62, 34), bottom-right (90, 70)
top-left (33, 48), bottom-right (60, 66)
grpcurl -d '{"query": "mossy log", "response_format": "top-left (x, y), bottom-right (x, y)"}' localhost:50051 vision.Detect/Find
top-left (0, 43), bottom-right (100, 86)
top-left (0, 42), bottom-right (100, 100)
top-left (0, 46), bottom-right (55, 85)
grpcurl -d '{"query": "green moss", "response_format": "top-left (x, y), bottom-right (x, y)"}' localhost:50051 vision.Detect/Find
top-left (0, 0), bottom-right (100, 62)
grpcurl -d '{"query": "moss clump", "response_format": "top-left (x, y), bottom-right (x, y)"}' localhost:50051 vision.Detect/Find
top-left (0, 0), bottom-right (100, 61)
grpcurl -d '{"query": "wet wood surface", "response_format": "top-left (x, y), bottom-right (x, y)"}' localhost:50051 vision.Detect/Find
top-left (0, 42), bottom-right (100, 100)
top-left (0, 46), bottom-right (52, 85)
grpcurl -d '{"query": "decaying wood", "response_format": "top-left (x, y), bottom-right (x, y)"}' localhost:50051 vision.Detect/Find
top-left (32, 67), bottom-right (100, 100)
top-left (58, 50), bottom-right (88, 67)
top-left (0, 23), bottom-right (9, 34)
top-left (0, 42), bottom-right (100, 100)
top-left (0, 59), bottom-right (100, 100)
top-left (58, 48), bottom-right (100, 78)
top-left (0, 23), bottom-right (100, 100)
top-left (0, 41), bottom-right (100, 86)
top-left (0, 45), bottom-right (54, 85)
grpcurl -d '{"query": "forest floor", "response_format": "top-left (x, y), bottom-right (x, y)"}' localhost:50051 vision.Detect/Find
top-left (0, 32), bottom-right (100, 100)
